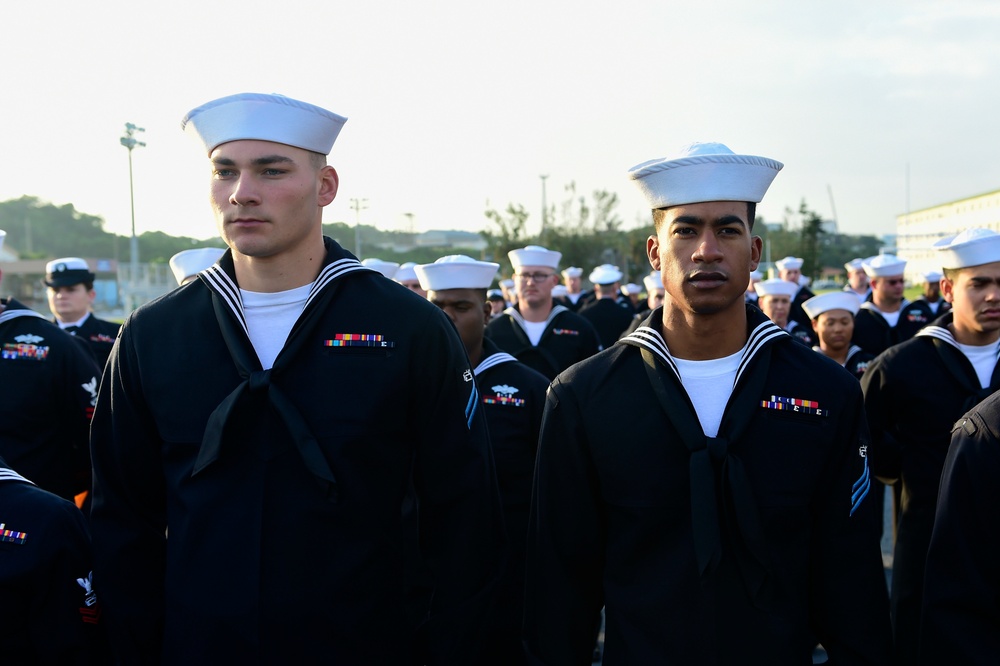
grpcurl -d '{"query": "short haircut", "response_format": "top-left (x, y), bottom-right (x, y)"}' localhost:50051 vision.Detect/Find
top-left (309, 151), bottom-right (328, 170)
top-left (652, 202), bottom-right (756, 232)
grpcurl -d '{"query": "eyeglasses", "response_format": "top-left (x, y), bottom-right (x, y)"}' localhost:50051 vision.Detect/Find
top-left (514, 272), bottom-right (555, 283)
top-left (881, 278), bottom-right (905, 286)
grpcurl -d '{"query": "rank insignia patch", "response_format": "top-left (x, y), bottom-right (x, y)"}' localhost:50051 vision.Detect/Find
top-left (760, 395), bottom-right (829, 417)
top-left (89, 334), bottom-right (115, 343)
top-left (0, 523), bottom-right (27, 545)
top-left (2, 342), bottom-right (49, 361)
top-left (323, 334), bottom-right (396, 348)
top-left (552, 328), bottom-right (579, 336)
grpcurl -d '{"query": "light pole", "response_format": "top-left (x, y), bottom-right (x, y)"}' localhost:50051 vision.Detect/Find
top-left (540, 174), bottom-right (549, 234)
top-left (349, 198), bottom-right (368, 258)
top-left (120, 123), bottom-right (145, 310)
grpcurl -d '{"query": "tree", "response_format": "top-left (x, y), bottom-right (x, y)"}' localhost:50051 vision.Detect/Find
top-left (481, 203), bottom-right (530, 276)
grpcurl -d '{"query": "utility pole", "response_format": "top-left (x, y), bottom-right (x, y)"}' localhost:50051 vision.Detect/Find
top-left (540, 174), bottom-right (549, 234)
top-left (350, 197), bottom-right (368, 258)
top-left (120, 123), bottom-right (146, 311)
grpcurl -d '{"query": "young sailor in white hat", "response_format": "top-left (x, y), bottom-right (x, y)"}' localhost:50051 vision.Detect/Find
top-left (578, 264), bottom-right (634, 349)
top-left (485, 245), bottom-right (601, 379)
top-left (392, 261), bottom-right (426, 298)
top-left (525, 142), bottom-right (890, 664)
top-left (90, 92), bottom-right (503, 664)
top-left (862, 227), bottom-right (1000, 666)
top-left (843, 257), bottom-right (871, 301)
top-left (774, 256), bottom-right (815, 330)
top-left (754, 278), bottom-right (815, 347)
top-left (559, 266), bottom-right (592, 311)
top-left (416, 254), bottom-right (549, 663)
top-left (916, 269), bottom-right (949, 316)
top-left (853, 253), bottom-right (935, 357)
top-left (801, 291), bottom-right (873, 380)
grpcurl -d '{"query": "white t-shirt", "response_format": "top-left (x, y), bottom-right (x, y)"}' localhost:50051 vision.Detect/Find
top-left (880, 309), bottom-right (902, 328)
top-left (957, 339), bottom-right (1000, 389)
top-left (673, 347), bottom-right (743, 438)
top-left (523, 320), bottom-right (548, 346)
top-left (241, 283), bottom-right (313, 370)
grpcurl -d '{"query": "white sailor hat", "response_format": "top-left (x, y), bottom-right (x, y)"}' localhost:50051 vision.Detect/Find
top-left (181, 92), bottom-right (347, 155)
top-left (0, 229), bottom-right (5, 255)
top-left (802, 292), bottom-right (860, 320)
top-left (589, 264), bottom-right (623, 285)
top-left (923, 270), bottom-right (943, 283)
top-left (628, 142), bottom-right (782, 209)
top-left (749, 269), bottom-right (762, 281)
top-left (169, 247), bottom-right (226, 286)
top-left (500, 278), bottom-right (515, 289)
top-left (552, 285), bottom-right (569, 297)
top-left (933, 228), bottom-right (1000, 270)
top-left (394, 262), bottom-right (419, 283)
top-left (509, 245), bottom-right (561, 269)
top-left (775, 256), bottom-right (803, 272)
top-left (863, 254), bottom-right (906, 278)
top-left (487, 289), bottom-right (505, 300)
top-left (643, 271), bottom-right (663, 293)
top-left (621, 283), bottom-right (642, 296)
top-left (45, 257), bottom-right (95, 287)
top-left (754, 279), bottom-right (798, 298)
top-left (415, 255), bottom-right (499, 291)
top-left (561, 266), bottom-right (583, 278)
top-left (361, 258), bottom-right (400, 278)
top-left (844, 258), bottom-right (865, 272)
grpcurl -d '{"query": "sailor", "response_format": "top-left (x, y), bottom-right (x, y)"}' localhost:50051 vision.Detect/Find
top-left (44, 257), bottom-right (121, 368)
top-left (745, 268), bottom-right (762, 304)
top-left (0, 231), bottom-right (101, 501)
top-left (775, 256), bottom-right (814, 329)
top-left (843, 257), bottom-right (871, 301)
top-left (641, 270), bottom-right (665, 314)
top-left (916, 270), bottom-right (950, 316)
top-left (852, 254), bottom-right (934, 357)
top-left (559, 266), bottom-right (592, 312)
top-left (89, 93), bottom-right (504, 664)
top-left (499, 278), bottom-right (517, 308)
top-left (524, 142), bottom-right (890, 664)
top-left (754, 278), bottom-right (815, 347)
top-left (169, 247), bottom-right (226, 286)
top-left (416, 255), bottom-right (549, 666)
top-left (578, 264), bottom-right (635, 349)
top-left (920, 390), bottom-right (1000, 665)
top-left (393, 261), bottom-right (426, 299)
top-left (0, 455), bottom-right (107, 662)
top-left (802, 291), bottom-right (873, 380)
top-left (487, 289), bottom-right (506, 318)
top-left (485, 245), bottom-right (601, 380)
top-left (861, 227), bottom-right (1000, 666)
top-left (620, 282), bottom-right (643, 312)
top-left (359, 257), bottom-right (399, 278)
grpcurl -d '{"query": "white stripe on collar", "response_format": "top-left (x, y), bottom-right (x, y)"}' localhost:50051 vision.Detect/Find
top-left (202, 259), bottom-right (371, 339)
top-left (0, 308), bottom-right (48, 327)
top-left (474, 351), bottom-right (519, 376)
top-left (619, 318), bottom-right (786, 386)
top-left (0, 468), bottom-right (33, 485)
top-left (860, 298), bottom-right (911, 315)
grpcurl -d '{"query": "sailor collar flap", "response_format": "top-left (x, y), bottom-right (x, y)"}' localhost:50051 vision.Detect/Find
top-left (0, 299), bottom-right (48, 327)
top-left (916, 314), bottom-right (1000, 402)
top-left (503, 303), bottom-right (571, 335)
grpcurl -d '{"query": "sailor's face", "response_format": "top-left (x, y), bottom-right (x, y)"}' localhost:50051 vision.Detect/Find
top-left (944, 261), bottom-right (1000, 341)
top-left (428, 288), bottom-right (489, 355)
top-left (812, 310), bottom-right (854, 350)
top-left (209, 140), bottom-right (338, 261)
top-left (872, 274), bottom-right (905, 303)
top-left (648, 201), bottom-right (761, 317)
top-left (760, 294), bottom-right (791, 328)
top-left (47, 283), bottom-right (94, 323)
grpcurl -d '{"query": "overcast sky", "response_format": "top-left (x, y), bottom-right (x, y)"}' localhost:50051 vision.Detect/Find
top-left (1, 1), bottom-right (997, 249)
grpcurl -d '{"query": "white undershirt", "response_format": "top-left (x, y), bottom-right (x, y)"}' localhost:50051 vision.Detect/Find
top-left (523, 320), bottom-right (547, 346)
top-left (58, 313), bottom-right (91, 329)
top-left (567, 293), bottom-right (583, 305)
top-left (880, 309), bottom-right (902, 327)
top-left (673, 347), bottom-right (743, 437)
top-left (241, 283), bottom-right (312, 370)
top-left (956, 340), bottom-right (1000, 389)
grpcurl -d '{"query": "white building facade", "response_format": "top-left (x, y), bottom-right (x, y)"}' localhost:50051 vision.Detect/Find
top-left (896, 188), bottom-right (1000, 284)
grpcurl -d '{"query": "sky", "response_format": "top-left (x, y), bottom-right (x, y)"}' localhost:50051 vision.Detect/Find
top-left (1, 1), bottom-right (999, 249)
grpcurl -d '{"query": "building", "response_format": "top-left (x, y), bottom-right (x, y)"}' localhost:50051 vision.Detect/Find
top-left (896, 189), bottom-right (1000, 284)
